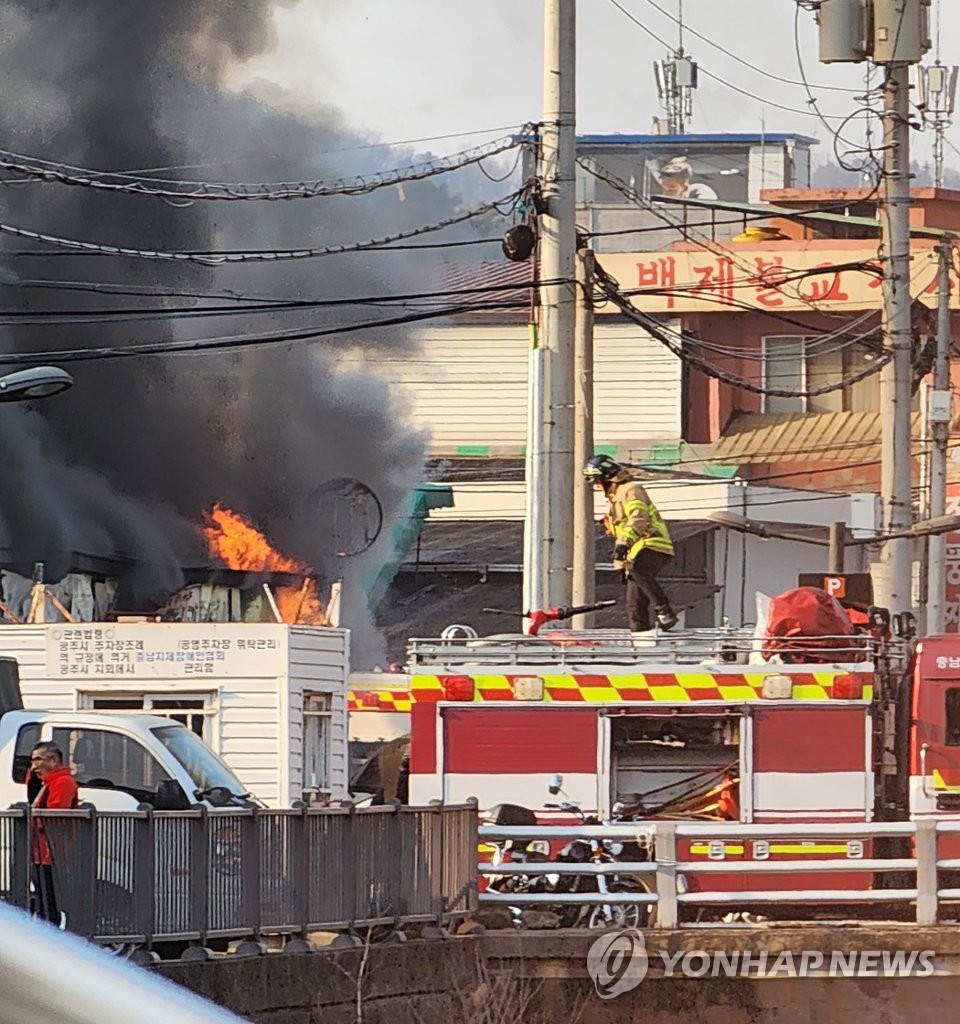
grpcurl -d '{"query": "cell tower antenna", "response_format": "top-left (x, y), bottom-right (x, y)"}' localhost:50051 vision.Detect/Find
top-left (652, 0), bottom-right (697, 134)
top-left (917, 56), bottom-right (958, 188)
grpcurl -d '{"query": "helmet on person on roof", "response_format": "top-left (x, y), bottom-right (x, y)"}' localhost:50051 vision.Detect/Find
top-left (583, 454), bottom-right (622, 482)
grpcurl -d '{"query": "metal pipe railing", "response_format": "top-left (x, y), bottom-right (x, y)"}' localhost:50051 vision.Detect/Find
top-left (478, 817), bottom-right (957, 927)
top-left (0, 801), bottom-right (479, 950)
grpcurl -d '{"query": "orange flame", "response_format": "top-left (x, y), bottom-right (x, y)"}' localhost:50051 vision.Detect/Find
top-left (202, 502), bottom-right (327, 625)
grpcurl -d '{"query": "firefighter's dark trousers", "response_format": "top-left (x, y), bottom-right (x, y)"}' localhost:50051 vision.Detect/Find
top-left (625, 549), bottom-right (674, 631)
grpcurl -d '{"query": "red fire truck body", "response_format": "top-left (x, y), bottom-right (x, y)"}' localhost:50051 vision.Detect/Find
top-left (347, 625), bottom-right (960, 901)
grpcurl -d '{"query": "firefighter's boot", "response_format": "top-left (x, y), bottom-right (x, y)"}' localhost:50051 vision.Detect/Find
top-left (655, 605), bottom-right (678, 631)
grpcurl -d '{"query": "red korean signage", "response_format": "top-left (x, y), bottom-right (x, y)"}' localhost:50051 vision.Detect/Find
top-left (598, 246), bottom-right (957, 314)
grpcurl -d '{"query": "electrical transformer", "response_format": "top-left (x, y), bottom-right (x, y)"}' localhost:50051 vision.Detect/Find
top-left (818, 0), bottom-right (931, 65)
top-left (818, 0), bottom-right (871, 64)
top-left (871, 0), bottom-right (932, 63)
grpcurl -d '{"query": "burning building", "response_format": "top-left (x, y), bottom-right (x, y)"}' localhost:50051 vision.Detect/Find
top-left (0, 2), bottom-right (465, 666)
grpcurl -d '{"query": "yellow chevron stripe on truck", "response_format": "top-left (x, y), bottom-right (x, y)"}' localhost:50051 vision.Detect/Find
top-left (348, 671), bottom-right (874, 707)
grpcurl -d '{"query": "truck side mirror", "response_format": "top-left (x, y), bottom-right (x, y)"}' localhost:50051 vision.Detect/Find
top-left (154, 778), bottom-right (191, 811)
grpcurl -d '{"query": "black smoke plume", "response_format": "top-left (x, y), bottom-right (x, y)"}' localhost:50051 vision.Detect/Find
top-left (0, 1), bottom-right (458, 667)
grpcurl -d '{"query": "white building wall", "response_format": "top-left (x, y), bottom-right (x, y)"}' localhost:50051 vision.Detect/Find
top-left (287, 626), bottom-right (350, 804)
top-left (748, 144), bottom-right (787, 203)
top-left (334, 321), bottom-right (682, 455)
top-left (0, 623), bottom-right (351, 808)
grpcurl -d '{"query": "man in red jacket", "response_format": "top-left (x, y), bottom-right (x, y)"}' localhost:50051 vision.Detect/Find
top-left (30, 741), bottom-right (78, 925)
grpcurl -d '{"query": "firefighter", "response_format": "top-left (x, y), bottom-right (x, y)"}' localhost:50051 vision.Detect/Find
top-left (583, 454), bottom-right (679, 631)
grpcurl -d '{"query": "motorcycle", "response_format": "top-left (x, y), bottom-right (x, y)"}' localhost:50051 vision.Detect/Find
top-left (544, 779), bottom-right (656, 929)
top-left (481, 802), bottom-right (553, 927)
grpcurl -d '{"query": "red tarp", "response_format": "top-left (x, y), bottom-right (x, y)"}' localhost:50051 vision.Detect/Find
top-left (761, 586), bottom-right (865, 663)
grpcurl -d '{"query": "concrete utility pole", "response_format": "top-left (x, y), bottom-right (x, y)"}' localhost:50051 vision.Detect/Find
top-left (523, 0), bottom-right (577, 627)
top-left (926, 238), bottom-right (953, 632)
top-left (828, 521), bottom-right (846, 574)
top-left (572, 247), bottom-right (596, 627)
top-left (817, 0), bottom-right (933, 614)
top-left (876, 60), bottom-right (916, 616)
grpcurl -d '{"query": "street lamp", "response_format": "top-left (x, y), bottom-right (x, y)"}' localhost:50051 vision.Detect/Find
top-left (708, 511), bottom-right (960, 550)
top-left (708, 511), bottom-right (960, 627)
top-left (0, 366), bottom-right (73, 402)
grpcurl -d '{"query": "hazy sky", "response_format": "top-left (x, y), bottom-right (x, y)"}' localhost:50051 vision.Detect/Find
top-left (230, 0), bottom-right (960, 169)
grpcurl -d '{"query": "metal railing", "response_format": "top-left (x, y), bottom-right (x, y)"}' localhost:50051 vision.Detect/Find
top-left (406, 628), bottom-right (904, 669)
top-left (477, 818), bottom-right (960, 927)
top-left (0, 800), bottom-right (478, 948)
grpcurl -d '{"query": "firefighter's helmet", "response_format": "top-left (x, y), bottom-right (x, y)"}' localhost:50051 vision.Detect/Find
top-left (583, 454), bottom-right (622, 482)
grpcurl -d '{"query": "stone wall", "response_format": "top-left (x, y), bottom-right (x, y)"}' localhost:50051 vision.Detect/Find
top-left (155, 926), bottom-right (960, 1024)
top-left (156, 938), bottom-right (483, 1024)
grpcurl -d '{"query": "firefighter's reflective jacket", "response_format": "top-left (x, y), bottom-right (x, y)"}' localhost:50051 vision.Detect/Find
top-left (607, 473), bottom-right (675, 568)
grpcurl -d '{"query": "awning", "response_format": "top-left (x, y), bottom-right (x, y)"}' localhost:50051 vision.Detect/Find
top-left (713, 411), bottom-right (922, 466)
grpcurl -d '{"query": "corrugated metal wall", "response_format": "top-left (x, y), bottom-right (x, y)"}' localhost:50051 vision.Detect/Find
top-left (287, 626), bottom-right (350, 803)
top-left (335, 322), bottom-right (682, 456)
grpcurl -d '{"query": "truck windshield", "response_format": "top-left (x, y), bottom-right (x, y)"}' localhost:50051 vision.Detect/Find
top-left (151, 724), bottom-right (248, 801)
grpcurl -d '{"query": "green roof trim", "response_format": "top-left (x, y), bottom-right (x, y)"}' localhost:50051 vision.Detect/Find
top-left (702, 463), bottom-right (739, 478)
top-left (362, 482), bottom-right (454, 609)
top-left (456, 445), bottom-right (491, 456)
top-left (411, 483), bottom-right (455, 514)
top-left (644, 443), bottom-right (683, 466)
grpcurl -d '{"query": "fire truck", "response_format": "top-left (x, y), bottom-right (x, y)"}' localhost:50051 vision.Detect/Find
top-left (350, 589), bottom-right (960, 910)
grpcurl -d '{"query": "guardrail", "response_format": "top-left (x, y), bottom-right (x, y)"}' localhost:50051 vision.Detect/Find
top-left (477, 819), bottom-right (960, 927)
top-left (406, 628), bottom-right (903, 668)
top-left (0, 800), bottom-right (478, 950)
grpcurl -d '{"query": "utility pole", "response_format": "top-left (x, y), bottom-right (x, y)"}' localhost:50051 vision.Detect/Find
top-left (816, 2), bottom-right (933, 613)
top-left (926, 238), bottom-right (953, 632)
top-left (523, 0), bottom-right (577, 629)
top-left (572, 247), bottom-right (596, 627)
top-left (828, 521), bottom-right (846, 574)
top-left (877, 59), bottom-right (916, 616)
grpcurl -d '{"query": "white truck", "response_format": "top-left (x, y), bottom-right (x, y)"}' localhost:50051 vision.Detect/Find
top-left (0, 621), bottom-right (352, 808)
top-left (0, 657), bottom-right (252, 812)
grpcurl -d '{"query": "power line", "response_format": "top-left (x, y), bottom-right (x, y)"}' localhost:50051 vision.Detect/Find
top-left (593, 258), bottom-right (890, 399)
top-left (0, 190), bottom-right (525, 265)
top-left (793, 3), bottom-right (883, 178)
top-left (0, 131), bottom-right (533, 202)
top-left (2, 235), bottom-right (505, 260)
top-left (604, 0), bottom-right (848, 122)
top-left (0, 296), bottom-right (540, 364)
top-left (634, 0), bottom-right (860, 94)
top-left (578, 157), bottom-right (883, 318)
top-left (0, 278), bottom-right (547, 327)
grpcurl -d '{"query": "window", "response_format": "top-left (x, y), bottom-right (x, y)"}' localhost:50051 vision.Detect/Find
top-left (946, 689), bottom-right (960, 746)
top-left (149, 698), bottom-right (211, 739)
top-left (762, 334), bottom-right (881, 414)
top-left (12, 722), bottom-right (40, 784)
top-left (78, 692), bottom-right (215, 741)
top-left (303, 693), bottom-right (333, 793)
top-left (50, 727), bottom-right (173, 800)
